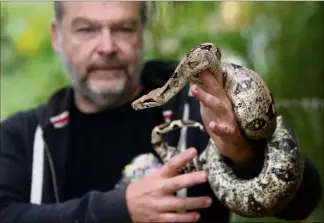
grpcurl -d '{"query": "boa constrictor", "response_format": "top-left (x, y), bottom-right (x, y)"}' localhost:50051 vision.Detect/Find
top-left (131, 43), bottom-right (304, 217)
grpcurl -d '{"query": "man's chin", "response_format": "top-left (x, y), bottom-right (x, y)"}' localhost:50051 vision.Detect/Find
top-left (87, 80), bottom-right (126, 96)
top-left (83, 89), bottom-right (122, 109)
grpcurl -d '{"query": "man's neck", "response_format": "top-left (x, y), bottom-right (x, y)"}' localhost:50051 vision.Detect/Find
top-left (74, 84), bottom-right (144, 114)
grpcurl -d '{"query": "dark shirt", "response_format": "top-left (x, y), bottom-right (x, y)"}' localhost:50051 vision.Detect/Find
top-left (62, 89), bottom-right (164, 201)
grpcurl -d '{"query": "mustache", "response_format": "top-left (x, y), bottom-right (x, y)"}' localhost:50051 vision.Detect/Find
top-left (87, 60), bottom-right (126, 72)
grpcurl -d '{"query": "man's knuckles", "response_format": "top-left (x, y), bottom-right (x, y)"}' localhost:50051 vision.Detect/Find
top-left (173, 171), bottom-right (208, 187)
top-left (175, 197), bottom-right (210, 211)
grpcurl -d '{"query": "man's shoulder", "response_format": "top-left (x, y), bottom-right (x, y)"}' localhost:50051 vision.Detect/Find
top-left (1, 86), bottom-right (72, 131)
top-left (0, 107), bottom-right (40, 146)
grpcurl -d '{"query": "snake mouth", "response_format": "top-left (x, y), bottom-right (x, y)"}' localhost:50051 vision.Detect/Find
top-left (131, 98), bottom-right (158, 110)
top-left (131, 101), bottom-right (144, 110)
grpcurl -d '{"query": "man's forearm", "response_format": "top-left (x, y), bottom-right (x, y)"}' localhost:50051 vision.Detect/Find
top-left (0, 187), bottom-right (132, 222)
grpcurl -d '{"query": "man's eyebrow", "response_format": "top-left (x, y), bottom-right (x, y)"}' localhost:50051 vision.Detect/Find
top-left (71, 17), bottom-right (99, 27)
top-left (109, 19), bottom-right (140, 28)
top-left (118, 19), bottom-right (138, 26)
top-left (71, 17), bottom-right (140, 27)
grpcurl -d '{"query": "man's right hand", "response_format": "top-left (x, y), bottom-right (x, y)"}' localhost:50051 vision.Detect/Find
top-left (125, 148), bottom-right (212, 222)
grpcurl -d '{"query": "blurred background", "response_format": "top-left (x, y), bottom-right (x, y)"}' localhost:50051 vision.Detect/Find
top-left (0, 1), bottom-right (323, 222)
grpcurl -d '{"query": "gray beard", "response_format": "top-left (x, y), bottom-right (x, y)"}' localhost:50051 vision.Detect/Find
top-left (58, 49), bottom-right (144, 110)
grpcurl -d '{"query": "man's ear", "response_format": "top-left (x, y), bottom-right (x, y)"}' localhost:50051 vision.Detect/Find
top-left (51, 19), bottom-right (62, 53)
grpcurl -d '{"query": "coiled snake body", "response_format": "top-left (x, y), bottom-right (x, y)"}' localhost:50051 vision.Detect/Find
top-left (131, 43), bottom-right (304, 217)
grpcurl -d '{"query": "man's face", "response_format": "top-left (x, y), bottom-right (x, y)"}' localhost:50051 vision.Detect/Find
top-left (51, 2), bottom-right (144, 108)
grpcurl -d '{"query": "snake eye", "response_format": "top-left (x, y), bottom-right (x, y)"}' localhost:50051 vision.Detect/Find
top-left (200, 44), bottom-right (212, 51)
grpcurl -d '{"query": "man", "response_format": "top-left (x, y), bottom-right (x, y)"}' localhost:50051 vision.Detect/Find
top-left (0, 2), bottom-right (321, 223)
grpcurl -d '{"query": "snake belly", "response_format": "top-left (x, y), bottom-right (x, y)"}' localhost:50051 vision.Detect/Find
top-left (131, 43), bottom-right (304, 217)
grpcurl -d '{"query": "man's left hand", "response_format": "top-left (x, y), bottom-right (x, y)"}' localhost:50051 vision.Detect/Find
top-left (191, 70), bottom-right (254, 164)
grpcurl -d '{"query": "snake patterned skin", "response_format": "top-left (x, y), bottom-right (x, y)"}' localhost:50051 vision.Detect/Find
top-left (131, 43), bottom-right (304, 217)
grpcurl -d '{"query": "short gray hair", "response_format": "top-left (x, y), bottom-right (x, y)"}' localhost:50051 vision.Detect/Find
top-left (54, 1), bottom-right (148, 25)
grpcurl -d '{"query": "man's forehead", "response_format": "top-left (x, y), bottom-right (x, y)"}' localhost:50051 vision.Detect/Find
top-left (62, 2), bottom-right (141, 23)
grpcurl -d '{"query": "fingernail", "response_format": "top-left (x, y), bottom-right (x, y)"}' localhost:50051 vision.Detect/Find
top-left (201, 171), bottom-right (208, 181)
top-left (188, 147), bottom-right (197, 156)
top-left (209, 121), bottom-right (216, 130)
top-left (205, 198), bottom-right (212, 206)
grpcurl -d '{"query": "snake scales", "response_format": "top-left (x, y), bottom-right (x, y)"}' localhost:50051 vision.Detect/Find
top-left (131, 43), bottom-right (304, 217)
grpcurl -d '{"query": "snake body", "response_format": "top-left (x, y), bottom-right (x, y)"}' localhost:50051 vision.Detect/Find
top-left (131, 43), bottom-right (304, 217)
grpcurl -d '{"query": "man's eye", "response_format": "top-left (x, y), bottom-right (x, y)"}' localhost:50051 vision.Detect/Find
top-left (119, 27), bottom-right (134, 32)
top-left (77, 27), bottom-right (95, 33)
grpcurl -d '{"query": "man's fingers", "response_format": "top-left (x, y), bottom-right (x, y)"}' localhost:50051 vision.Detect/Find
top-left (158, 196), bottom-right (212, 212)
top-left (199, 70), bottom-right (220, 95)
top-left (209, 121), bottom-right (235, 137)
top-left (159, 148), bottom-right (198, 178)
top-left (159, 212), bottom-right (201, 223)
top-left (162, 171), bottom-right (208, 193)
top-left (192, 85), bottom-right (222, 110)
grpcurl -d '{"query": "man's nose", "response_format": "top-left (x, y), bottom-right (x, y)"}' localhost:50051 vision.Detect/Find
top-left (97, 30), bottom-right (117, 55)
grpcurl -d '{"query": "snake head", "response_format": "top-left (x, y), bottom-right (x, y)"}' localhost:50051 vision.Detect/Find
top-left (199, 43), bottom-right (221, 59)
top-left (188, 43), bottom-right (222, 68)
top-left (131, 95), bottom-right (161, 110)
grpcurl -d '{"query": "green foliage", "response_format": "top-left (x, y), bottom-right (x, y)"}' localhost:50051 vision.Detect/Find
top-left (1, 2), bottom-right (323, 222)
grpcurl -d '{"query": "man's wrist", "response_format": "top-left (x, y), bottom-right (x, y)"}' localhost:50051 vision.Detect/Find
top-left (229, 142), bottom-right (255, 164)
top-left (216, 134), bottom-right (255, 164)
top-left (221, 146), bottom-right (265, 180)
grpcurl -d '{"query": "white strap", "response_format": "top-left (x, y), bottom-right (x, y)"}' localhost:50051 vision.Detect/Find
top-left (176, 102), bottom-right (190, 198)
top-left (177, 103), bottom-right (190, 153)
top-left (30, 126), bottom-right (44, 204)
